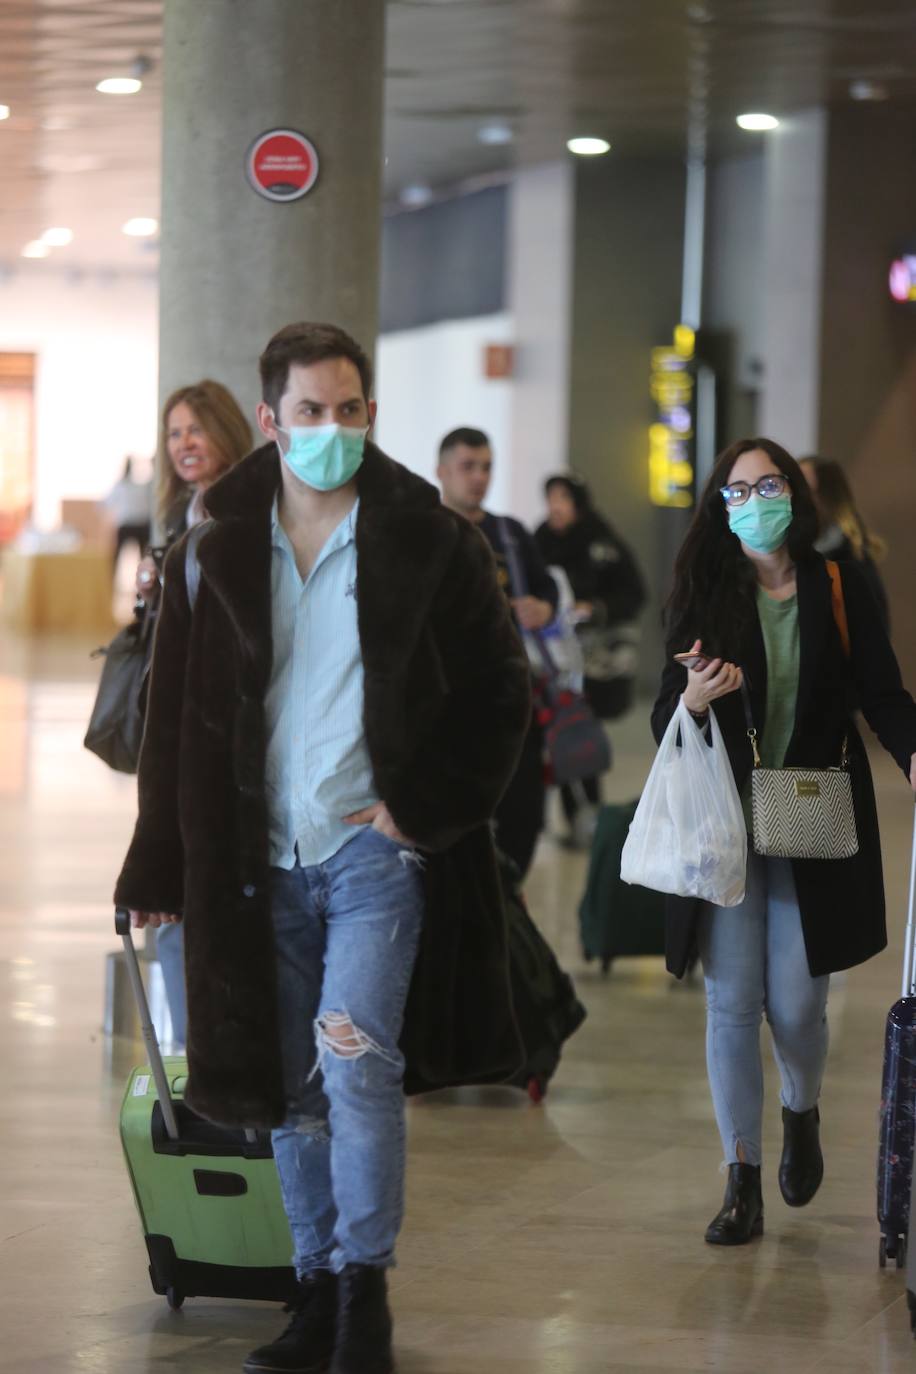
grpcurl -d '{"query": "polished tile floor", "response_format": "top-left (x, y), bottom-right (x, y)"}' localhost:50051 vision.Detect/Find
top-left (2, 629), bottom-right (916, 1372)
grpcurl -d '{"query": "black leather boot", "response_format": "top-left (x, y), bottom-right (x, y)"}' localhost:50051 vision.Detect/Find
top-left (244, 1271), bottom-right (338, 1373)
top-left (704, 1163), bottom-right (764, 1246)
top-left (330, 1265), bottom-right (394, 1374)
top-left (779, 1105), bottom-right (824, 1207)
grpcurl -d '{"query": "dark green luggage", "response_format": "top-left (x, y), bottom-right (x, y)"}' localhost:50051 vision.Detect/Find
top-left (578, 801), bottom-right (667, 973)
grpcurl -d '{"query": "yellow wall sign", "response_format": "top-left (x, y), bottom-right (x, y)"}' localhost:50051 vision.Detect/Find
top-left (649, 325), bottom-right (696, 508)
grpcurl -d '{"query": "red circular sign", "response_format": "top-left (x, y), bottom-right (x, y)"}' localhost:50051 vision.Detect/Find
top-left (246, 129), bottom-right (319, 203)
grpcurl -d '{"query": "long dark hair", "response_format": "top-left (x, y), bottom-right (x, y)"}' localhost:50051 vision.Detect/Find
top-left (665, 437), bottom-right (818, 661)
top-left (544, 473), bottom-right (592, 517)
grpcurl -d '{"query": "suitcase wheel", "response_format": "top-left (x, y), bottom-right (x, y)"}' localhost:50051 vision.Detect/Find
top-left (879, 1233), bottom-right (907, 1270)
top-left (166, 1286), bottom-right (185, 1311)
top-left (527, 1075), bottom-right (546, 1105)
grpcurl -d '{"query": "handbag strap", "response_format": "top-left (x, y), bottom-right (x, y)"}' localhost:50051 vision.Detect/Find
top-left (825, 559), bottom-right (850, 659)
top-left (740, 680), bottom-right (762, 767)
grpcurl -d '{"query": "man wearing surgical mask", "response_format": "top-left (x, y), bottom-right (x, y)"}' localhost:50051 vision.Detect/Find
top-left (114, 322), bottom-right (531, 1374)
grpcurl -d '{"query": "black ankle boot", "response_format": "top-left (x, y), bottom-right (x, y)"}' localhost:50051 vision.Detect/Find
top-left (244, 1271), bottom-right (338, 1374)
top-left (704, 1163), bottom-right (764, 1246)
top-left (330, 1265), bottom-right (394, 1374)
top-left (779, 1105), bottom-right (823, 1207)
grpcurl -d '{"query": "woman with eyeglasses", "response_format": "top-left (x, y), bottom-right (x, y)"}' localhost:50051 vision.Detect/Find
top-left (651, 438), bottom-right (916, 1247)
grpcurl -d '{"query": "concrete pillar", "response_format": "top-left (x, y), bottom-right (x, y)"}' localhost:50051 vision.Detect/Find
top-left (816, 102), bottom-right (916, 685)
top-left (758, 109), bottom-right (827, 453)
top-left (506, 162), bottom-right (575, 526)
top-left (159, 0), bottom-right (385, 426)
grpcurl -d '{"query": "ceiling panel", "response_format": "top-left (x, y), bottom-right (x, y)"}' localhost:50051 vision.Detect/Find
top-left (0, 0), bottom-right (915, 270)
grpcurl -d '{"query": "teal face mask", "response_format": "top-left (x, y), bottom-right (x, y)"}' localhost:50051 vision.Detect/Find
top-left (276, 422), bottom-right (368, 492)
top-left (727, 494), bottom-right (793, 554)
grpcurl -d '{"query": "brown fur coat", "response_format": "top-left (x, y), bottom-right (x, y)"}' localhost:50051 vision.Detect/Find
top-left (114, 442), bottom-right (532, 1126)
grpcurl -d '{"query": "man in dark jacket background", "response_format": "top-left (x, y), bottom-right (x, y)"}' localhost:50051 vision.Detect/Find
top-left (437, 426), bottom-right (557, 878)
top-left (115, 324), bottom-right (531, 1374)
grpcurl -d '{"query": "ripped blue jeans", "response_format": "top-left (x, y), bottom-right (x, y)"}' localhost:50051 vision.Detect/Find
top-left (269, 826), bottom-right (424, 1276)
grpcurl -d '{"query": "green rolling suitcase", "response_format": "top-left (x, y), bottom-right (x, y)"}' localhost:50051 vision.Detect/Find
top-left (578, 800), bottom-right (667, 973)
top-left (116, 910), bottom-right (298, 1310)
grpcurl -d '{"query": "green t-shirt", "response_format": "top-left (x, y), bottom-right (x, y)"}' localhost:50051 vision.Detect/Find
top-left (757, 587), bottom-right (800, 768)
top-left (743, 587), bottom-right (800, 830)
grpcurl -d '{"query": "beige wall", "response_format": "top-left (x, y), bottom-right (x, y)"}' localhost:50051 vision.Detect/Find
top-left (818, 103), bottom-right (916, 689)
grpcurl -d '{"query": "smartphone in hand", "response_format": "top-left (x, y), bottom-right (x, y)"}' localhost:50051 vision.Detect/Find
top-left (673, 650), bottom-right (711, 672)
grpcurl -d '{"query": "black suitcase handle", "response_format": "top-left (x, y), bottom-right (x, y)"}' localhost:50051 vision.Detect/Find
top-left (115, 907), bottom-right (180, 1140)
top-left (114, 909), bottom-right (259, 1149)
top-left (901, 804), bottom-right (916, 998)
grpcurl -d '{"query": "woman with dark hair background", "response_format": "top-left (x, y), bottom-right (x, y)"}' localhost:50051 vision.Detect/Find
top-left (799, 455), bottom-right (890, 631)
top-left (652, 437), bottom-right (916, 1248)
top-left (535, 475), bottom-right (646, 841)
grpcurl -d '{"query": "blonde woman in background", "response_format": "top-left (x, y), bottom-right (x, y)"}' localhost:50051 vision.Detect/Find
top-left (133, 379), bottom-right (251, 1045)
top-left (136, 379), bottom-right (253, 604)
top-left (800, 456), bottom-right (889, 631)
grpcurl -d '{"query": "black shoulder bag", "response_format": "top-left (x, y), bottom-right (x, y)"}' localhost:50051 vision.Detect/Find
top-left (83, 522), bottom-right (209, 774)
top-left (83, 608), bottom-right (156, 774)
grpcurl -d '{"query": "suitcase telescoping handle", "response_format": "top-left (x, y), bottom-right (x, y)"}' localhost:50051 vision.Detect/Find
top-left (114, 908), bottom-right (180, 1141)
top-left (901, 805), bottom-right (916, 1000)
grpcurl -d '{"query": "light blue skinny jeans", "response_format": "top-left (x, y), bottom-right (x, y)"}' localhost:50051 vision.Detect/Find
top-left (697, 850), bottom-right (830, 1167)
top-left (269, 826), bottom-right (425, 1277)
top-left (156, 921), bottom-right (187, 1049)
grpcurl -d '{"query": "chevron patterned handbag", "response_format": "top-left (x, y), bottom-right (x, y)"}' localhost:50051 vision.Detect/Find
top-left (747, 656), bottom-right (862, 857)
top-left (747, 738), bottom-right (859, 860)
top-left (741, 559), bottom-right (859, 860)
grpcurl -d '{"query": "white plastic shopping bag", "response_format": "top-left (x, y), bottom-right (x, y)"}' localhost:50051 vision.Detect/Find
top-left (621, 698), bottom-right (747, 907)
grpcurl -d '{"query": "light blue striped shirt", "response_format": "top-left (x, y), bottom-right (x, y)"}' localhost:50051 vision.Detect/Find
top-left (265, 497), bottom-right (379, 868)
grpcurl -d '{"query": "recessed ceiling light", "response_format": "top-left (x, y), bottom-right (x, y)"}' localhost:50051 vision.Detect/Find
top-left (567, 137), bottom-right (611, 156)
top-left (849, 80), bottom-right (888, 102)
top-left (122, 217), bottom-right (158, 237)
top-left (478, 124), bottom-right (514, 146)
top-left (22, 240), bottom-right (50, 259)
top-left (736, 113), bottom-right (779, 131)
top-left (399, 184), bottom-right (434, 208)
top-left (0, 104), bottom-right (10, 121)
top-left (41, 227), bottom-right (73, 247)
top-left (96, 77), bottom-right (142, 95)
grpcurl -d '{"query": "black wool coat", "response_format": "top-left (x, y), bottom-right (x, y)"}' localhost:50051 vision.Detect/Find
top-left (114, 441), bottom-right (532, 1127)
top-left (534, 513), bottom-right (647, 625)
top-left (651, 554), bottom-right (916, 980)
